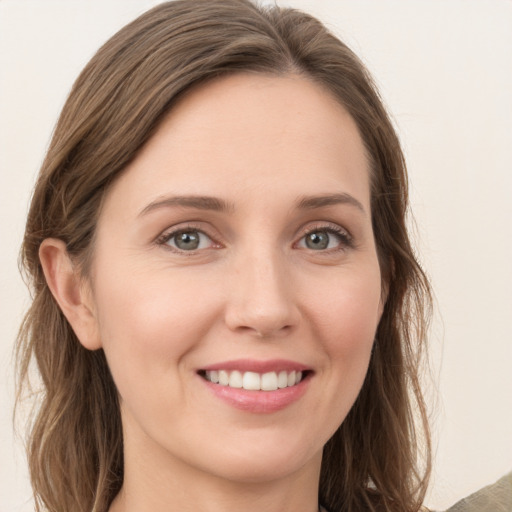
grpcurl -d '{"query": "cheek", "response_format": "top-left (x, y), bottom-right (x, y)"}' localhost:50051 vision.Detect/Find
top-left (294, 266), bottom-right (381, 442)
top-left (308, 265), bottom-right (381, 379)
top-left (92, 266), bottom-right (220, 387)
top-left (315, 267), bottom-right (381, 335)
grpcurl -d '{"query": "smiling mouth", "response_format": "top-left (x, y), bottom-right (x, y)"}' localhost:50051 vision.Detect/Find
top-left (198, 369), bottom-right (309, 391)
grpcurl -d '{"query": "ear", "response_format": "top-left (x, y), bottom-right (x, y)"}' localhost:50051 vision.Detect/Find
top-left (39, 238), bottom-right (102, 350)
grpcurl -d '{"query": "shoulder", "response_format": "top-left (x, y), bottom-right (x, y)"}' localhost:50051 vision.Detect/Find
top-left (440, 472), bottom-right (512, 512)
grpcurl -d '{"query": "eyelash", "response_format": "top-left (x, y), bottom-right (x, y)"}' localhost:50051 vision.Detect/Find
top-left (155, 223), bottom-right (220, 254)
top-left (155, 222), bottom-right (354, 254)
top-left (296, 222), bottom-right (354, 253)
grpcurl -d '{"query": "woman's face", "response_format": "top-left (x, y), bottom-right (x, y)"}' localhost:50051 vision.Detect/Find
top-left (85, 73), bottom-right (384, 485)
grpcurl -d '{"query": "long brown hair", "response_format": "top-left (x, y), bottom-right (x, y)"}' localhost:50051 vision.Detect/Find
top-left (16, 1), bottom-right (432, 511)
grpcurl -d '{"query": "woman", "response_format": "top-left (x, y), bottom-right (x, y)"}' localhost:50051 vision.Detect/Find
top-left (16, 1), bottom-right (433, 511)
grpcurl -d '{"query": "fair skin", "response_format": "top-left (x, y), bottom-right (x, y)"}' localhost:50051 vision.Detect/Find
top-left (40, 73), bottom-right (384, 512)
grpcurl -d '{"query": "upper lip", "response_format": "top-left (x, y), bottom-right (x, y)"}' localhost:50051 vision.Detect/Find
top-left (199, 359), bottom-right (311, 373)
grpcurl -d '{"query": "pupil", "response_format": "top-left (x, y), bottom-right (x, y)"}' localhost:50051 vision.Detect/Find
top-left (176, 231), bottom-right (199, 250)
top-left (306, 231), bottom-right (329, 250)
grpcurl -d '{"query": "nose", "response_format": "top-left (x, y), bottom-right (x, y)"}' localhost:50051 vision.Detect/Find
top-left (224, 250), bottom-right (300, 339)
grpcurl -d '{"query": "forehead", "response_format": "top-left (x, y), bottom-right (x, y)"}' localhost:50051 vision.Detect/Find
top-left (104, 73), bottom-right (371, 216)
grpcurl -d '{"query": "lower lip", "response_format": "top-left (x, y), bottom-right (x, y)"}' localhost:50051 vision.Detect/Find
top-left (201, 375), bottom-right (310, 414)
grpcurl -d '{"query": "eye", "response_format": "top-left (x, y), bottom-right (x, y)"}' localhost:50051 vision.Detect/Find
top-left (303, 231), bottom-right (333, 250)
top-left (297, 226), bottom-right (352, 251)
top-left (159, 228), bottom-right (215, 252)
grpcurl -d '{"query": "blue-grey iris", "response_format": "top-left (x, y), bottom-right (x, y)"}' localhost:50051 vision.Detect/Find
top-left (305, 231), bottom-right (329, 250)
top-left (175, 231), bottom-right (200, 250)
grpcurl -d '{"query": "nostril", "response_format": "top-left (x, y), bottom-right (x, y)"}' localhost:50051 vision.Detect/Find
top-left (251, 324), bottom-right (294, 338)
top-left (223, 278), bottom-right (301, 337)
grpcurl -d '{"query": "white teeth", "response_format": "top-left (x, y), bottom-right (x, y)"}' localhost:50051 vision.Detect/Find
top-left (203, 369), bottom-right (305, 390)
top-left (261, 372), bottom-right (278, 391)
top-left (242, 371), bottom-right (261, 390)
top-left (218, 370), bottom-right (229, 386)
top-left (229, 370), bottom-right (243, 388)
top-left (277, 370), bottom-right (288, 389)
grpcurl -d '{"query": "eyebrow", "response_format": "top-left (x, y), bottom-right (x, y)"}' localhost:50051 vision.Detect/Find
top-left (138, 192), bottom-right (366, 217)
top-left (138, 195), bottom-right (235, 217)
top-left (296, 193), bottom-right (366, 214)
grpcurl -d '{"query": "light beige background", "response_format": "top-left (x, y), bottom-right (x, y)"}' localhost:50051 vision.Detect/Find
top-left (1, 1), bottom-right (511, 510)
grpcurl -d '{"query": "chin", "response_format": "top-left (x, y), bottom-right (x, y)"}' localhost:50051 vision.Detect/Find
top-left (204, 450), bottom-right (320, 485)
top-left (180, 428), bottom-right (325, 485)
